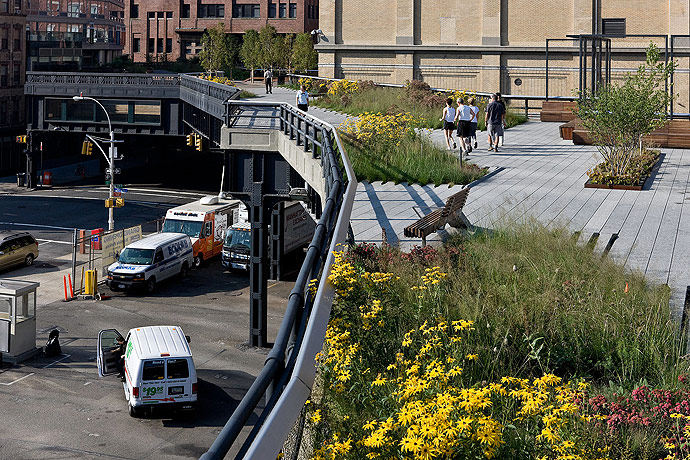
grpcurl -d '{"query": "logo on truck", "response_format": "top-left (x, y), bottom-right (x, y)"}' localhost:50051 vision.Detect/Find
top-left (167, 239), bottom-right (189, 256)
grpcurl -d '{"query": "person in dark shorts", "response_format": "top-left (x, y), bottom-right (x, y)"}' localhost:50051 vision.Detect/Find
top-left (296, 85), bottom-right (309, 112)
top-left (485, 93), bottom-right (506, 152)
top-left (496, 92), bottom-right (506, 146)
top-left (454, 98), bottom-right (472, 155)
top-left (440, 97), bottom-right (457, 150)
top-left (467, 97), bottom-right (479, 149)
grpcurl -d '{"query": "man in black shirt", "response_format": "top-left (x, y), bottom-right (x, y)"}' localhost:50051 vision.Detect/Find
top-left (485, 94), bottom-right (506, 152)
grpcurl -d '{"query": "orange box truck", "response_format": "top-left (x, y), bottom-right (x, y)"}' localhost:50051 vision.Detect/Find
top-left (162, 196), bottom-right (245, 268)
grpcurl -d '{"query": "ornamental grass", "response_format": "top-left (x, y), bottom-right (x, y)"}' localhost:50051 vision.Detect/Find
top-left (308, 223), bottom-right (689, 459)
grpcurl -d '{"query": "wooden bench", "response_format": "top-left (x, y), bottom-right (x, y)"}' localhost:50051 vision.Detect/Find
top-left (403, 188), bottom-right (472, 246)
top-left (541, 101), bottom-right (578, 123)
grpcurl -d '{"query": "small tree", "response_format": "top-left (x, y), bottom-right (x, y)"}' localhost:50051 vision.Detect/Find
top-left (578, 43), bottom-right (675, 177)
top-left (199, 23), bottom-right (237, 76)
top-left (240, 29), bottom-right (261, 82)
top-left (291, 33), bottom-right (318, 73)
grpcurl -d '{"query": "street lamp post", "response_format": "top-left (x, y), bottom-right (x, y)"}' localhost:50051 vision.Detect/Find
top-left (72, 95), bottom-right (117, 231)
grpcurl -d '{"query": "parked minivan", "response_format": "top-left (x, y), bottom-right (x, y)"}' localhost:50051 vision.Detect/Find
top-left (97, 325), bottom-right (198, 417)
top-left (0, 231), bottom-right (39, 271)
top-left (105, 232), bottom-right (193, 293)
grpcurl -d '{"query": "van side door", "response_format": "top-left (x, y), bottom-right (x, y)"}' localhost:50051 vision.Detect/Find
top-left (140, 359), bottom-right (167, 403)
top-left (152, 249), bottom-right (168, 280)
top-left (97, 329), bottom-right (125, 377)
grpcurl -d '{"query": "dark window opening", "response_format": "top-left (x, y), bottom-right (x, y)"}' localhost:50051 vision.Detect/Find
top-left (133, 37), bottom-right (140, 52)
top-left (289, 3), bottom-right (296, 18)
top-left (199, 4), bottom-right (225, 18)
top-left (131, 4), bottom-right (139, 18)
top-left (233, 4), bottom-right (260, 18)
top-left (181, 3), bottom-right (190, 18)
top-left (602, 18), bottom-right (626, 37)
top-left (142, 360), bottom-right (165, 381)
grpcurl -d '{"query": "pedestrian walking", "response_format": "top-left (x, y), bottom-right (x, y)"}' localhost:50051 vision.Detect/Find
top-left (468, 97), bottom-right (479, 149)
top-left (485, 93), bottom-right (506, 152)
top-left (496, 92), bottom-right (506, 146)
top-left (296, 85), bottom-right (309, 112)
top-left (454, 98), bottom-right (472, 155)
top-left (440, 97), bottom-right (457, 150)
top-left (264, 68), bottom-right (273, 94)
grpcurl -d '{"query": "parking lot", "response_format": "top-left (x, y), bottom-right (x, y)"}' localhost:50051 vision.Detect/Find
top-left (0, 260), bottom-right (293, 459)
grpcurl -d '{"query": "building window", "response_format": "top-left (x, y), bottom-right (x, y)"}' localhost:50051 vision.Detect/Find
top-left (157, 38), bottom-right (163, 52)
top-left (147, 11), bottom-right (155, 19)
top-left (166, 11), bottom-right (173, 18)
top-left (132, 37), bottom-right (140, 52)
top-left (12, 63), bottom-right (20, 87)
top-left (199, 4), bottom-right (225, 18)
top-left (131, 4), bottom-right (139, 18)
top-left (181, 3), bottom-right (190, 17)
top-left (0, 28), bottom-right (7, 50)
top-left (148, 37), bottom-right (154, 52)
top-left (166, 38), bottom-right (172, 53)
top-left (0, 1), bottom-right (7, 14)
top-left (13, 27), bottom-right (20, 51)
top-left (278, 3), bottom-right (285, 18)
top-left (0, 65), bottom-right (7, 87)
top-left (268, 1), bottom-right (276, 17)
top-left (602, 18), bottom-right (626, 37)
top-left (233, 4), bottom-right (260, 18)
top-left (289, 3), bottom-right (296, 18)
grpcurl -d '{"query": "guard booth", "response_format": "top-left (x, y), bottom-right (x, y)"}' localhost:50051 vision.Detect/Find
top-left (0, 280), bottom-right (40, 364)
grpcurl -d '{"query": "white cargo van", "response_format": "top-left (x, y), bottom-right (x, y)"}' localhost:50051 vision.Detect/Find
top-left (97, 326), bottom-right (198, 417)
top-left (105, 232), bottom-right (193, 293)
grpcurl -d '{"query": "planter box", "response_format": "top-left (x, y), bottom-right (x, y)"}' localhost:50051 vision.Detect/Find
top-left (562, 118), bottom-right (690, 148)
top-left (584, 153), bottom-right (663, 191)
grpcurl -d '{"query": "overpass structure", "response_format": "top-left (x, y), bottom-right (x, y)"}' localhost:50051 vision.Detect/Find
top-left (25, 72), bottom-right (357, 459)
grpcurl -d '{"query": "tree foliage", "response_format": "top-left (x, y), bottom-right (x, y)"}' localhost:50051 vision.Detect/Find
top-left (577, 43), bottom-right (675, 177)
top-left (240, 29), bottom-right (261, 73)
top-left (291, 33), bottom-right (318, 72)
top-left (198, 23), bottom-right (238, 76)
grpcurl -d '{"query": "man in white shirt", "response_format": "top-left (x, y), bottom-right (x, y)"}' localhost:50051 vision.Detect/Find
top-left (296, 85), bottom-right (309, 112)
top-left (264, 69), bottom-right (273, 94)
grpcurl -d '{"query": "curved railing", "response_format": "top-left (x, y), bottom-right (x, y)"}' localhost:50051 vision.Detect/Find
top-left (200, 102), bottom-right (356, 460)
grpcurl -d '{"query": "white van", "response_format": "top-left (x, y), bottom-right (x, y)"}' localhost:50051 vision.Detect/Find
top-left (97, 326), bottom-right (198, 417)
top-left (105, 232), bottom-right (193, 293)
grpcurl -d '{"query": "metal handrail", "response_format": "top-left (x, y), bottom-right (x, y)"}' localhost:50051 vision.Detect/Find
top-left (200, 102), bottom-right (356, 460)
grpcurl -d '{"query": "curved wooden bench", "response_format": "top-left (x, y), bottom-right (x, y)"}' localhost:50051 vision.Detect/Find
top-left (403, 188), bottom-right (472, 246)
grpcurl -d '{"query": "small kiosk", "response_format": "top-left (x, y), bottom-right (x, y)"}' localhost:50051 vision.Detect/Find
top-left (0, 280), bottom-right (40, 364)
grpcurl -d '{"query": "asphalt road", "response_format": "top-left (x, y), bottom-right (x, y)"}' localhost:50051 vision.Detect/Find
top-left (0, 259), bottom-right (293, 459)
top-left (0, 186), bottom-right (296, 459)
top-left (0, 186), bottom-right (209, 305)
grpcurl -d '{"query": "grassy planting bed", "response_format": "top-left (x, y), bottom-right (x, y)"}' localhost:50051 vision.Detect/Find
top-left (585, 149), bottom-right (661, 190)
top-left (341, 133), bottom-right (486, 186)
top-left (308, 223), bottom-right (689, 460)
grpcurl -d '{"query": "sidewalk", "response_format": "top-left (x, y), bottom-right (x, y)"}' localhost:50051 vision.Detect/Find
top-left (235, 81), bottom-right (348, 127)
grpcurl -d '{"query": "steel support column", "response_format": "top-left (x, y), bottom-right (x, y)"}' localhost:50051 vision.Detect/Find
top-left (270, 202), bottom-right (285, 281)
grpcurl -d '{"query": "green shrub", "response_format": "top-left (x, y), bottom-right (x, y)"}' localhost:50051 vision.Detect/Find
top-left (587, 149), bottom-right (659, 186)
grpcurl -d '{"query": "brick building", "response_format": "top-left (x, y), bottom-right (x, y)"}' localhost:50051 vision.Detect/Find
top-left (0, 0), bottom-right (26, 176)
top-left (26, 0), bottom-right (125, 71)
top-left (124, 0), bottom-right (319, 62)
top-left (318, 0), bottom-right (690, 107)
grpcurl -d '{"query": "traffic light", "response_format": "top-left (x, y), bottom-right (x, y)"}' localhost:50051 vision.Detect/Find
top-left (195, 134), bottom-right (202, 152)
top-left (15, 135), bottom-right (26, 144)
top-left (186, 134), bottom-right (194, 147)
top-left (81, 140), bottom-right (93, 156)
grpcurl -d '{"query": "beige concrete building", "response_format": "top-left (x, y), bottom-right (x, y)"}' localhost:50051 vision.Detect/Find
top-left (317, 0), bottom-right (690, 108)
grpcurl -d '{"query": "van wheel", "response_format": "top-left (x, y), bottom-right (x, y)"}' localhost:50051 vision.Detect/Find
top-left (128, 403), bottom-right (140, 418)
top-left (145, 277), bottom-right (156, 294)
top-left (180, 263), bottom-right (189, 278)
top-left (24, 254), bottom-right (34, 266)
top-left (193, 255), bottom-right (202, 268)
